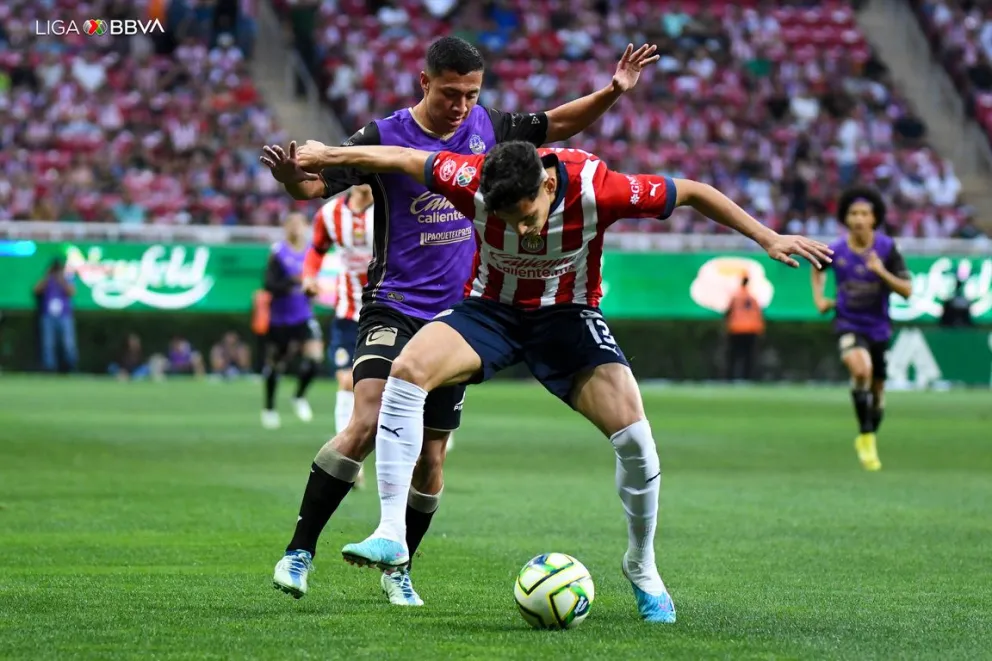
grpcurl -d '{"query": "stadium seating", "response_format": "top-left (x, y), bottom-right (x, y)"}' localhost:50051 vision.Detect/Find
top-left (277, 0), bottom-right (971, 237)
top-left (0, 0), bottom-right (294, 226)
top-left (913, 1), bottom-right (992, 142)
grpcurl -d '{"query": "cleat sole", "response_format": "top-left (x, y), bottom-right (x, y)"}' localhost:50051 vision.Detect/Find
top-left (341, 551), bottom-right (408, 571)
top-left (272, 580), bottom-right (306, 600)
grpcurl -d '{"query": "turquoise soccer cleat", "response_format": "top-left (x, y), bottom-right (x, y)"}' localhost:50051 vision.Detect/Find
top-left (341, 537), bottom-right (410, 571)
top-left (622, 559), bottom-right (677, 623)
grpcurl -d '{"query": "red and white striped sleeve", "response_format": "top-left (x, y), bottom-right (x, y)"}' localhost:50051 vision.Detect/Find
top-left (594, 167), bottom-right (678, 228)
top-left (423, 150), bottom-right (485, 219)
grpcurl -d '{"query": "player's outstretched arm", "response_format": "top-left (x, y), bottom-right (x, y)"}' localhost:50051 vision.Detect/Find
top-left (674, 178), bottom-right (833, 269)
top-left (810, 267), bottom-right (835, 313)
top-left (543, 43), bottom-right (659, 143)
top-left (294, 140), bottom-right (431, 184)
top-left (259, 142), bottom-right (325, 200)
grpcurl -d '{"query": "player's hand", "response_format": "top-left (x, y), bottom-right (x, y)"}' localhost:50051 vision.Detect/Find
top-left (815, 297), bottom-right (836, 314)
top-left (611, 43), bottom-right (660, 93)
top-left (301, 277), bottom-right (319, 298)
top-left (763, 234), bottom-right (833, 269)
top-left (259, 141), bottom-right (320, 183)
top-left (865, 250), bottom-right (885, 275)
top-left (296, 139), bottom-right (333, 173)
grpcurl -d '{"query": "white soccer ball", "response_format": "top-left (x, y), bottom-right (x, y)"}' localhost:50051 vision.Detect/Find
top-left (513, 553), bottom-right (595, 630)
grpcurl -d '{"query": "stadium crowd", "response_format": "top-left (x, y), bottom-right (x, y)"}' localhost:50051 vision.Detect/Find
top-left (914, 0), bottom-right (992, 149)
top-left (0, 0), bottom-right (984, 238)
top-left (0, 0), bottom-right (296, 227)
top-left (278, 0), bottom-right (979, 238)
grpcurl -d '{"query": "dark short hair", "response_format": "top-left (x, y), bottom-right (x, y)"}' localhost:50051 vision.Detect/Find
top-left (838, 186), bottom-right (886, 229)
top-left (425, 36), bottom-right (485, 76)
top-left (480, 142), bottom-right (544, 213)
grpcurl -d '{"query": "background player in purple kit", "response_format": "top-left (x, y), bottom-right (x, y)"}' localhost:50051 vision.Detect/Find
top-left (811, 187), bottom-right (913, 471)
top-left (262, 36), bottom-right (660, 606)
top-left (261, 211), bottom-right (324, 430)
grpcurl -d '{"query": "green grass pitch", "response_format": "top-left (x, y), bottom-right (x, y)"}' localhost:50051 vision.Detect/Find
top-left (1, 376), bottom-right (990, 660)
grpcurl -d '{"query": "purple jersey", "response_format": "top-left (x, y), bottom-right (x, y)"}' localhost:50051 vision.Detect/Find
top-left (41, 275), bottom-right (73, 318)
top-left (168, 341), bottom-right (193, 368)
top-left (267, 241), bottom-right (312, 326)
top-left (319, 105), bottom-right (549, 320)
top-left (827, 233), bottom-right (909, 342)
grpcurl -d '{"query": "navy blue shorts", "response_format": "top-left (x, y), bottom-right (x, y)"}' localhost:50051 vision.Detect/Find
top-left (436, 298), bottom-right (629, 406)
top-left (329, 317), bottom-right (359, 370)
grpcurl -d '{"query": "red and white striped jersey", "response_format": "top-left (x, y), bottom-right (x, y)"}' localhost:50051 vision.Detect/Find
top-left (425, 147), bottom-right (677, 309)
top-left (311, 192), bottom-right (374, 321)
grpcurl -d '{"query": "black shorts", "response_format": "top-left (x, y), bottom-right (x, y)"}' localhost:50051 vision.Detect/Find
top-left (354, 304), bottom-right (465, 432)
top-left (437, 298), bottom-right (629, 406)
top-left (837, 332), bottom-right (888, 380)
top-left (328, 317), bottom-right (359, 370)
top-left (267, 318), bottom-right (322, 357)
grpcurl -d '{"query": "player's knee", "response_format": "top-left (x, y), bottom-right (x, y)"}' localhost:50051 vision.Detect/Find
top-left (610, 419), bottom-right (660, 475)
top-left (390, 353), bottom-right (432, 389)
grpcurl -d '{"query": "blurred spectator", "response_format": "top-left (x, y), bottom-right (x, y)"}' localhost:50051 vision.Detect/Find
top-left (112, 189), bottom-right (148, 225)
top-left (33, 259), bottom-right (77, 373)
top-left (165, 336), bottom-right (206, 377)
top-left (109, 333), bottom-right (152, 380)
top-left (210, 331), bottom-right (252, 377)
top-left (939, 277), bottom-right (974, 327)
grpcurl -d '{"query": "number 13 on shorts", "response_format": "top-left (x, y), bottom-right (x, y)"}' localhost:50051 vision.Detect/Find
top-left (582, 310), bottom-right (619, 354)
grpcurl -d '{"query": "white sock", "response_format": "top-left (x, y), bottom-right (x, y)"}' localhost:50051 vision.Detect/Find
top-left (611, 419), bottom-right (666, 595)
top-left (335, 389), bottom-right (354, 435)
top-left (372, 377), bottom-right (427, 545)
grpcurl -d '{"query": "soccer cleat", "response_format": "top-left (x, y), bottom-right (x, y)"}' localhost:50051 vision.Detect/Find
top-left (622, 556), bottom-right (676, 623)
top-left (261, 409), bottom-right (281, 430)
top-left (380, 569), bottom-right (424, 606)
top-left (341, 537), bottom-right (409, 570)
top-left (273, 549), bottom-right (313, 599)
top-left (854, 433), bottom-right (882, 471)
top-left (292, 398), bottom-right (313, 423)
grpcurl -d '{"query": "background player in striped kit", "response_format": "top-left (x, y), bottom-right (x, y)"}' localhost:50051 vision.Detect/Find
top-left (306, 185), bottom-right (374, 486)
top-left (263, 37), bottom-right (659, 606)
top-left (295, 140), bottom-right (831, 623)
top-left (261, 212), bottom-right (324, 430)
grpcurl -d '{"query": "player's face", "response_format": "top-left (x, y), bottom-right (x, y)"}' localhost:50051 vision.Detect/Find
top-left (844, 201), bottom-right (875, 237)
top-left (284, 213), bottom-right (307, 242)
top-left (421, 69), bottom-right (483, 135)
top-left (494, 175), bottom-right (556, 237)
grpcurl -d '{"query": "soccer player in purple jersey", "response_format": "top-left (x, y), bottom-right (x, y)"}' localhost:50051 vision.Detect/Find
top-left (811, 187), bottom-right (912, 471)
top-left (261, 36), bottom-right (660, 605)
top-left (261, 212), bottom-right (324, 430)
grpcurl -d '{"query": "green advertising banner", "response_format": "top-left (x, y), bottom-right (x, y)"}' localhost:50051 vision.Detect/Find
top-left (600, 252), bottom-right (992, 322)
top-left (887, 327), bottom-right (992, 387)
top-left (0, 240), bottom-right (345, 313)
top-left (2, 241), bottom-right (990, 321)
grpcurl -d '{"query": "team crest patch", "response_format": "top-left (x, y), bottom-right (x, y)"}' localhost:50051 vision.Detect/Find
top-left (520, 234), bottom-right (545, 253)
top-left (439, 158), bottom-right (457, 182)
top-left (836, 257), bottom-right (846, 268)
top-left (334, 347), bottom-right (350, 367)
top-left (455, 165), bottom-right (476, 187)
top-left (469, 134), bottom-right (486, 154)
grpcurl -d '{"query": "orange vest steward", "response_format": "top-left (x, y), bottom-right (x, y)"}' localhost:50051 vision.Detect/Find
top-left (251, 290), bottom-right (271, 336)
top-left (727, 288), bottom-right (765, 335)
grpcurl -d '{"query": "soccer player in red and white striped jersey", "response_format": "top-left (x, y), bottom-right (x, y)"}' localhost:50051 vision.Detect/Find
top-left (303, 184), bottom-right (374, 485)
top-left (298, 139), bottom-right (831, 622)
